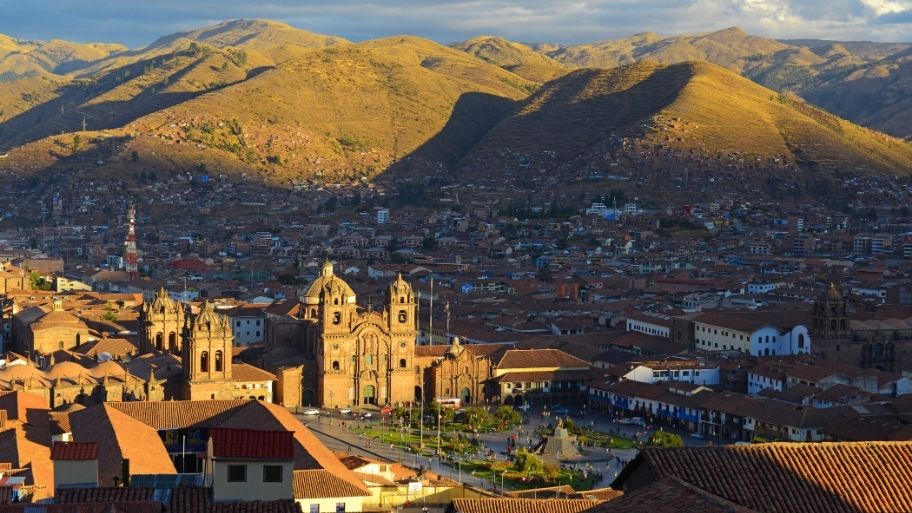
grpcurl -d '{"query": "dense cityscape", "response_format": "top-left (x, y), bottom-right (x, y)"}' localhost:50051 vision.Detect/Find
top-left (2, 3), bottom-right (912, 513)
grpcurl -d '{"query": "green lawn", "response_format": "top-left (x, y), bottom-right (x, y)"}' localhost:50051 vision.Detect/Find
top-left (454, 459), bottom-right (599, 491)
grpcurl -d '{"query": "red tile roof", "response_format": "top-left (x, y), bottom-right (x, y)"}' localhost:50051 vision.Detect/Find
top-left (50, 441), bottom-right (98, 461)
top-left (209, 428), bottom-right (294, 461)
top-left (451, 498), bottom-right (604, 513)
top-left (616, 442), bottom-right (912, 513)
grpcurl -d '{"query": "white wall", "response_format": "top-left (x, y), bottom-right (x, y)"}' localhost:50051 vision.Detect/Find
top-left (747, 372), bottom-right (784, 395)
top-left (296, 496), bottom-right (365, 513)
top-left (626, 318), bottom-right (670, 338)
top-left (211, 460), bottom-right (293, 502)
top-left (624, 365), bottom-right (720, 386)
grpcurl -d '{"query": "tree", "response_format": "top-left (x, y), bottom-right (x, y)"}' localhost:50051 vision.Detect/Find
top-left (647, 431), bottom-right (684, 448)
top-left (28, 271), bottom-right (52, 291)
top-left (494, 406), bottom-right (521, 428)
top-left (542, 462), bottom-right (559, 482)
top-left (71, 134), bottom-right (82, 153)
top-left (512, 449), bottom-right (543, 473)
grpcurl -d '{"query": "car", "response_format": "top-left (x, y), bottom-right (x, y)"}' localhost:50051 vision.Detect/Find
top-left (380, 406), bottom-right (393, 415)
top-left (361, 412), bottom-right (373, 419)
top-left (552, 407), bottom-right (569, 415)
top-left (690, 432), bottom-right (705, 439)
top-left (339, 408), bottom-right (352, 414)
top-left (303, 408), bottom-right (320, 416)
top-left (629, 417), bottom-right (646, 426)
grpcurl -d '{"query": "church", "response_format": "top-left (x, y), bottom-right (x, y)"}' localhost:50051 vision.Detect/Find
top-left (299, 261), bottom-right (418, 407)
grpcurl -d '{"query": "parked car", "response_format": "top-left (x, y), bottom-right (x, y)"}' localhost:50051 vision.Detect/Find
top-left (339, 408), bottom-right (352, 414)
top-left (381, 405), bottom-right (393, 415)
top-left (303, 408), bottom-right (320, 416)
top-left (361, 412), bottom-right (373, 419)
top-left (690, 432), bottom-right (705, 439)
top-left (552, 406), bottom-right (569, 415)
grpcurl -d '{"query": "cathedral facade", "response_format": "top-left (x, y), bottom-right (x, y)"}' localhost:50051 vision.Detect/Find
top-left (300, 262), bottom-right (418, 407)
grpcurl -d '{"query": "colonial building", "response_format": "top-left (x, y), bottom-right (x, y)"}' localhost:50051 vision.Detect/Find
top-left (302, 262), bottom-right (418, 407)
top-left (813, 283), bottom-right (912, 372)
top-left (182, 301), bottom-right (235, 400)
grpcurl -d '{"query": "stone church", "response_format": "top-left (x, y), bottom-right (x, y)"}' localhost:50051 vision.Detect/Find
top-left (300, 261), bottom-right (418, 407)
top-left (813, 283), bottom-right (912, 373)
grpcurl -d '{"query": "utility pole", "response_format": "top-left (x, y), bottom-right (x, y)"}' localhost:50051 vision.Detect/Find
top-left (429, 276), bottom-right (434, 346)
top-left (81, 115), bottom-right (87, 132)
top-left (445, 301), bottom-right (450, 338)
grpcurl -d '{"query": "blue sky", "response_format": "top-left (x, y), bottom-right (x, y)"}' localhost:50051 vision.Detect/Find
top-left (1, 0), bottom-right (910, 47)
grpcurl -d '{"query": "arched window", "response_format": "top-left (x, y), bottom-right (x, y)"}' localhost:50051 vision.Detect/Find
top-left (840, 319), bottom-right (846, 330)
top-left (830, 320), bottom-right (837, 331)
top-left (400, 297), bottom-right (405, 303)
top-left (333, 312), bottom-right (341, 325)
top-left (168, 332), bottom-right (177, 350)
top-left (200, 351), bottom-right (209, 372)
top-left (215, 351), bottom-right (223, 372)
top-left (334, 298), bottom-right (339, 305)
top-left (398, 310), bottom-right (407, 323)
top-left (798, 334), bottom-right (805, 348)
top-left (366, 354), bottom-right (373, 365)
top-left (155, 333), bottom-right (163, 351)
top-left (310, 308), bottom-right (317, 318)
top-left (332, 360), bottom-right (340, 371)
top-left (399, 358), bottom-right (406, 368)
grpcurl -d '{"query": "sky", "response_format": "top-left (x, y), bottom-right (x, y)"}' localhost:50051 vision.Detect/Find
top-left (1, 0), bottom-right (911, 47)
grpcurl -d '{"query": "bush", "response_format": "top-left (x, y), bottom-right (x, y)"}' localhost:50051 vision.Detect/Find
top-left (512, 449), bottom-right (543, 473)
top-left (647, 431), bottom-right (684, 448)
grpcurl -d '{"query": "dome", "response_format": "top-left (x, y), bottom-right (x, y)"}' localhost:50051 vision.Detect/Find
top-left (300, 260), bottom-right (357, 306)
top-left (88, 360), bottom-right (126, 378)
top-left (193, 301), bottom-right (230, 332)
top-left (825, 282), bottom-right (843, 301)
top-left (388, 273), bottom-right (413, 297)
top-left (147, 287), bottom-right (182, 314)
top-left (46, 361), bottom-right (88, 380)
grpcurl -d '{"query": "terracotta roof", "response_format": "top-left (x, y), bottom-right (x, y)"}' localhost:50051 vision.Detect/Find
top-left (293, 469), bottom-right (371, 498)
top-left (57, 487), bottom-right (298, 513)
top-left (69, 404), bottom-right (176, 486)
top-left (505, 484), bottom-right (577, 498)
top-left (590, 477), bottom-right (757, 513)
top-left (107, 400), bottom-right (248, 429)
top-left (615, 442), bottom-right (912, 513)
top-left (51, 441), bottom-right (98, 461)
top-left (231, 363), bottom-right (277, 382)
top-left (210, 428), bottom-right (294, 460)
top-left (497, 349), bottom-right (591, 370)
top-left (451, 498), bottom-right (604, 513)
top-left (2, 502), bottom-right (163, 512)
top-left (55, 487), bottom-right (155, 503)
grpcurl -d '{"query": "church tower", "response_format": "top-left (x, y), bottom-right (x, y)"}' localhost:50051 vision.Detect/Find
top-left (813, 282), bottom-right (848, 339)
top-left (140, 287), bottom-right (185, 354)
top-left (387, 273), bottom-right (418, 388)
top-left (182, 301), bottom-right (234, 400)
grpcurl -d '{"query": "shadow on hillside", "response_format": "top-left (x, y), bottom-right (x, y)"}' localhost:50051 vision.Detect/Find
top-left (384, 91), bottom-right (517, 179)
top-left (0, 51), bottom-right (249, 151)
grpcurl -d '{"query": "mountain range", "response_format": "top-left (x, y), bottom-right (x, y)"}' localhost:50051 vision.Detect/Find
top-left (0, 20), bottom-right (911, 192)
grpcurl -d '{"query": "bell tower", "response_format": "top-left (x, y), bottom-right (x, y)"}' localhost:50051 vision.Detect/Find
top-left (318, 261), bottom-right (354, 335)
top-left (387, 273), bottom-right (417, 334)
top-left (813, 282), bottom-right (848, 339)
top-left (141, 287), bottom-right (185, 354)
top-left (182, 301), bottom-right (233, 400)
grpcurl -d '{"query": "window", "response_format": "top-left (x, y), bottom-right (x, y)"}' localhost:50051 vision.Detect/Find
top-left (366, 354), bottom-right (373, 365)
top-left (399, 358), bottom-right (407, 368)
top-left (332, 360), bottom-right (340, 371)
top-left (215, 351), bottom-right (223, 372)
top-left (310, 505), bottom-right (320, 513)
top-left (227, 464), bottom-right (247, 482)
top-left (398, 310), bottom-right (407, 323)
top-left (333, 312), bottom-right (341, 325)
top-left (336, 503), bottom-right (346, 513)
top-left (256, 320), bottom-right (261, 326)
top-left (263, 465), bottom-right (283, 482)
top-left (200, 351), bottom-right (209, 372)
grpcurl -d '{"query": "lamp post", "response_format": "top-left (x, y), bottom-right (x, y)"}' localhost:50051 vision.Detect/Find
top-left (328, 391), bottom-right (335, 426)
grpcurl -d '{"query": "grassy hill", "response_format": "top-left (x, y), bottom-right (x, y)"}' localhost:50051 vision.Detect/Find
top-left (461, 61), bottom-right (912, 176)
top-left (0, 34), bottom-right (125, 80)
top-left (1, 34), bottom-right (535, 185)
top-left (452, 36), bottom-right (573, 82)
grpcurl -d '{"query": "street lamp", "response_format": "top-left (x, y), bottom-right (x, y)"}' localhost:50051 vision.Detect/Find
top-left (328, 391), bottom-right (335, 426)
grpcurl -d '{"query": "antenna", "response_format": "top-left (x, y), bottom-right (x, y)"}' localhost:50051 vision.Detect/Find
top-left (445, 301), bottom-right (451, 336)
top-left (124, 204), bottom-right (138, 279)
top-left (81, 115), bottom-right (87, 132)
top-left (429, 276), bottom-right (434, 346)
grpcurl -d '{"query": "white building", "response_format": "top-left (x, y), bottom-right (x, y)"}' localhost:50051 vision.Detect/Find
top-left (693, 312), bottom-right (810, 356)
top-left (623, 360), bottom-right (720, 386)
top-left (625, 311), bottom-right (672, 338)
top-left (376, 208), bottom-right (390, 225)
